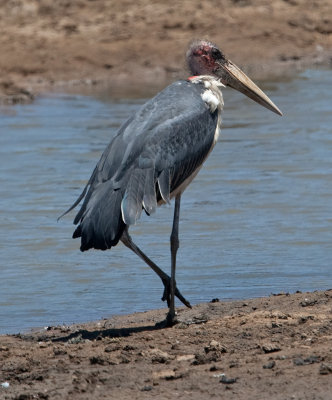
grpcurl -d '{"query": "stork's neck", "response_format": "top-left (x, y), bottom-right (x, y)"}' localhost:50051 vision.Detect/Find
top-left (188, 75), bottom-right (225, 114)
top-left (187, 75), bottom-right (225, 87)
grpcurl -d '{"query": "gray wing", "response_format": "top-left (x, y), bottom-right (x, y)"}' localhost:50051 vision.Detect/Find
top-left (63, 80), bottom-right (219, 251)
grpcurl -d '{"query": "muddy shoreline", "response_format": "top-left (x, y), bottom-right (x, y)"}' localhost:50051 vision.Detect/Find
top-left (1, 289), bottom-right (332, 399)
top-left (1, 0), bottom-right (332, 103)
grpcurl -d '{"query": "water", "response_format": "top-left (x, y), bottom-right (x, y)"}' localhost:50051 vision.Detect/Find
top-left (0, 70), bottom-right (331, 334)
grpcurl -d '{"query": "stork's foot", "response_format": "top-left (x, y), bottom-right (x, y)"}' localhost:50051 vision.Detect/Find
top-left (154, 309), bottom-right (178, 328)
top-left (161, 277), bottom-right (192, 309)
top-left (165, 309), bottom-right (178, 326)
top-left (154, 312), bottom-right (178, 328)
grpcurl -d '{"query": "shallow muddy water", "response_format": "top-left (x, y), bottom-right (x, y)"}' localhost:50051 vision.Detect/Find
top-left (0, 69), bottom-right (331, 334)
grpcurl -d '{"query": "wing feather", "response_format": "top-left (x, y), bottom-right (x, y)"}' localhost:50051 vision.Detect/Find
top-left (121, 169), bottom-right (146, 225)
top-left (143, 167), bottom-right (157, 215)
top-left (62, 80), bottom-right (220, 251)
top-left (157, 169), bottom-right (171, 204)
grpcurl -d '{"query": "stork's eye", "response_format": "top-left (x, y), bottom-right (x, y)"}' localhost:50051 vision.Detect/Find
top-left (211, 48), bottom-right (222, 59)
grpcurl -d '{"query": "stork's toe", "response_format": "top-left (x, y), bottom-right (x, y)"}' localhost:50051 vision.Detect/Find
top-left (161, 278), bottom-right (192, 309)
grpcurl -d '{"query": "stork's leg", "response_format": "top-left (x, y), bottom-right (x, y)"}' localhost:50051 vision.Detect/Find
top-left (120, 227), bottom-right (191, 309)
top-left (166, 193), bottom-right (181, 326)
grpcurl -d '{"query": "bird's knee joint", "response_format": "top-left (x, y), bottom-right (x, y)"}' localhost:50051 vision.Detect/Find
top-left (170, 235), bottom-right (179, 252)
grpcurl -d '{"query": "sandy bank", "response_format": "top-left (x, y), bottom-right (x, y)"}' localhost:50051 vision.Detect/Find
top-left (1, 289), bottom-right (332, 399)
top-left (0, 0), bottom-right (331, 103)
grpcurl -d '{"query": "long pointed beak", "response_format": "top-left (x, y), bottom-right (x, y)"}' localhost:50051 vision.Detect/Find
top-left (217, 59), bottom-right (282, 116)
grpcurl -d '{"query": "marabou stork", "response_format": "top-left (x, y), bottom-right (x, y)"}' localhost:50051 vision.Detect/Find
top-left (61, 39), bottom-right (282, 325)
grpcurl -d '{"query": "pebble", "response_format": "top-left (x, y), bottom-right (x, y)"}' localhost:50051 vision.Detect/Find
top-left (210, 298), bottom-right (219, 303)
top-left (1, 382), bottom-right (10, 388)
top-left (319, 363), bottom-right (332, 375)
top-left (220, 375), bottom-right (237, 384)
top-left (293, 355), bottom-right (320, 366)
top-left (300, 298), bottom-right (317, 307)
top-left (213, 373), bottom-right (225, 378)
top-left (261, 343), bottom-right (281, 353)
top-left (90, 356), bottom-right (107, 365)
top-left (298, 315), bottom-right (314, 324)
top-left (147, 348), bottom-right (173, 363)
top-left (293, 358), bottom-right (305, 366)
top-left (263, 360), bottom-right (276, 369)
top-left (204, 340), bottom-right (227, 353)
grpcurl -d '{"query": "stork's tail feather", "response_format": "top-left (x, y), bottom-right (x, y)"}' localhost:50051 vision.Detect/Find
top-left (72, 166), bottom-right (162, 251)
top-left (73, 182), bottom-right (126, 252)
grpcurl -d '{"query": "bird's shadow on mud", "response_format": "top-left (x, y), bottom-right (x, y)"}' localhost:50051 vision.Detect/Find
top-left (51, 320), bottom-right (169, 343)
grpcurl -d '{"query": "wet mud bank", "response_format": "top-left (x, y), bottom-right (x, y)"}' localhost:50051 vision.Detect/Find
top-left (0, 0), bottom-right (332, 103)
top-left (1, 289), bottom-right (332, 399)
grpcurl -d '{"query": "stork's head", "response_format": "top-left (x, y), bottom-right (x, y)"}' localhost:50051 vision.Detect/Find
top-left (187, 40), bottom-right (282, 116)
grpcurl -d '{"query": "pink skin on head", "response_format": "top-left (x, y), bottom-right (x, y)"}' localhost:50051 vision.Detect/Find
top-left (186, 40), bottom-right (222, 77)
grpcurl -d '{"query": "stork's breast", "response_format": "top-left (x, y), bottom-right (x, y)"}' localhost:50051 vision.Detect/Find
top-left (201, 89), bottom-right (220, 113)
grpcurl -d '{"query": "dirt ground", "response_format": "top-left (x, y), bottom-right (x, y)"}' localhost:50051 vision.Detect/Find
top-left (1, 1), bottom-right (332, 399)
top-left (0, 0), bottom-right (332, 103)
top-left (1, 290), bottom-right (332, 399)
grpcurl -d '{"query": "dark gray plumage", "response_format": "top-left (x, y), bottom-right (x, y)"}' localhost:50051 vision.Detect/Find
top-left (61, 39), bottom-right (282, 325)
top-left (65, 80), bottom-right (218, 251)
